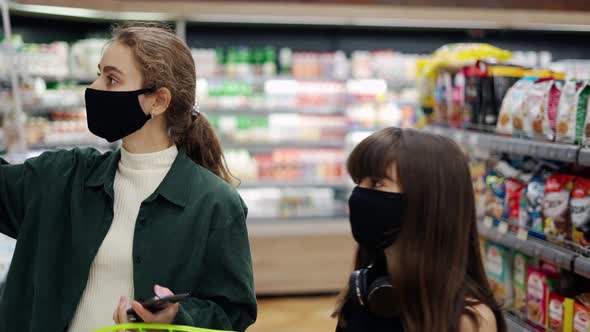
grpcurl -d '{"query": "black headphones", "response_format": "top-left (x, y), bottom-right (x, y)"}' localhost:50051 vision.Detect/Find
top-left (348, 262), bottom-right (399, 318)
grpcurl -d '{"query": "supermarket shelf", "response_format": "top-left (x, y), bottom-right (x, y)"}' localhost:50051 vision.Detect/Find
top-left (478, 224), bottom-right (590, 274)
top-left (426, 126), bottom-right (583, 165)
top-left (206, 107), bottom-right (346, 116)
top-left (238, 180), bottom-right (350, 189)
top-left (248, 216), bottom-right (347, 224)
top-left (505, 312), bottom-right (542, 332)
top-left (222, 141), bottom-right (346, 152)
top-left (247, 219), bottom-right (349, 237)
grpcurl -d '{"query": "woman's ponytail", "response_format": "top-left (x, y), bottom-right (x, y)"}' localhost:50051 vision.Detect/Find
top-left (184, 114), bottom-right (235, 185)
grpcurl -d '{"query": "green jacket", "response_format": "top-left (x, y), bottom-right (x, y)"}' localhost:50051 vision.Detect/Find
top-left (0, 148), bottom-right (257, 332)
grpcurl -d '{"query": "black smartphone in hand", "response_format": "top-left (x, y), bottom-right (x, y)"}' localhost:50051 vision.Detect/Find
top-left (127, 293), bottom-right (190, 322)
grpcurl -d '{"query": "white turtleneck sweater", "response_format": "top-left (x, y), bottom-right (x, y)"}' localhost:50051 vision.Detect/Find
top-left (69, 145), bottom-right (178, 332)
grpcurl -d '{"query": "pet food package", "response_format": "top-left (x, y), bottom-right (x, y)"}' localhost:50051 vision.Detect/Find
top-left (486, 174), bottom-right (506, 221)
top-left (505, 178), bottom-right (526, 229)
top-left (547, 82), bottom-right (563, 141)
top-left (497, 77), bottom-right (536, 136)
top-left (571, 177), bottom-right (590, 249)
top-left (548, 293), bottom-right (575, 332)
top-left (524, 79), bottom-right (554, 140)
top-left (519, 177), bottom-right (547, 235)
top-left (556, 80), bottom-right (584, 144)
top-left (574, 303), bottom-right (590, 332)
top-left (543, 174), bottom-right (575, 241)
top-left (527, 267), bottom-right (549, 326)
top-left (486, 242), bottom-right (513, 308)
top-left (513, 251), bottom-right (529, 314)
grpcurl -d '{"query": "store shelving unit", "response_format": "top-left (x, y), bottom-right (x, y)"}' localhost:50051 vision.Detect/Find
top-left (426, 125), bottom-right (582, 164)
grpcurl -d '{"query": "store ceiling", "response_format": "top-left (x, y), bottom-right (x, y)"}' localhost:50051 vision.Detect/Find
top-left (12, 0), bottom-right (590, 31)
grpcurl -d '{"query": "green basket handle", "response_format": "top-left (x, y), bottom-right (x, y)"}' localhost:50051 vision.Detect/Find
top-left (93, 323), bottom-right (234, 332)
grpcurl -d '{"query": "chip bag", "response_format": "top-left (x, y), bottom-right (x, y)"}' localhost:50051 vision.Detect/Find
top-left (524, 79), bottom-right (554, 140)
top-left (543, 174), bottom-right (575, 242)
top-left (486, 174), bottom-right (506, 221)
top-left (571, 177), bottom-right (590, 249)
top-left (574, 303), bottom-right (590, 332)
top-left (556, 80), bottom-right (584, 144)
top-left (513, 252), bottom-right (528, 314)
top-left (486, 242), bottom-right (513, 308)
top-left (527, 267), bottom-right (549, 326)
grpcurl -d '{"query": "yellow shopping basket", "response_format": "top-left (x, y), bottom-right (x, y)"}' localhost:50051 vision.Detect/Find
top-left (93, 323), bottom-right (232, 332)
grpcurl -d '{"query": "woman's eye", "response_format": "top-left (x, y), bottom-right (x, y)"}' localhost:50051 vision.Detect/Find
top-left (107, 77), bottom-right (119, 85)
top-left (371, 179), bottom-right (383, 188)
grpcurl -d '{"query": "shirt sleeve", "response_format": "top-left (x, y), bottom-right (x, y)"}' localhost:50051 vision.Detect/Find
top-left (173, 211), bottom-right (257, 331)
top-left (0, 158), bottom-right (26, 238)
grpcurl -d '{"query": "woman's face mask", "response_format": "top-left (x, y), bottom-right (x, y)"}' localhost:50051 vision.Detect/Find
top-left (348, 186), bottom-right (405, 251)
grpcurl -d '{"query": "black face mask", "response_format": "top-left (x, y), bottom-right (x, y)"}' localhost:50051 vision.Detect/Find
top-left (85, 88), bottom-right (153, 142)
top-left (348, 187), bottom-right (405, 251)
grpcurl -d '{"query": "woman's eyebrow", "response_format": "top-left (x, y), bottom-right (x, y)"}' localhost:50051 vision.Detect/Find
top-left (98, 64), bottom-right (125, 76)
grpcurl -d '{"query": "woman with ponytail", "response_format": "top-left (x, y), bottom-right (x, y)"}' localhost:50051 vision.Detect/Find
top-left (0, 23), bottom-right (256, 332)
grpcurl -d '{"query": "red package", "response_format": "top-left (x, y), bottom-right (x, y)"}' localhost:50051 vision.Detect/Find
top-left (571, 177), bottom-right (590, 248)
top-left (547, 82), bottom-right (563, 141)
top-left (543, 174), bottom-right (575, 241)
top-left (505, 178), bottom-right (526, 229)
top-left (574, 303), bottom-right (590, 332)
top-left (527, 267), bottom-right (549, 326)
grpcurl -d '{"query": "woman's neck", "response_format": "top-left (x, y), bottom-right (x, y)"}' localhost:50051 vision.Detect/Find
top-left (122, 117), bottom-right (174, 153)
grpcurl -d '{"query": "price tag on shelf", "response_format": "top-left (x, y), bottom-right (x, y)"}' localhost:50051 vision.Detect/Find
top-left (517, 228), bottom-right (528, 241)
top-left (498, 221), bottom-right (509, 235)
top-left (483, 217), bottom-right (493, 229)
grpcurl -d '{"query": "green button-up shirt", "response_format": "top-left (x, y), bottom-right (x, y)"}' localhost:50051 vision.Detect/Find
top-left (0, 148), bottom-right (257, 332)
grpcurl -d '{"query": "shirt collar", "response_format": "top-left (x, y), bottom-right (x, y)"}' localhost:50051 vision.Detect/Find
top-left (86, 148), bottom-right (195, 208)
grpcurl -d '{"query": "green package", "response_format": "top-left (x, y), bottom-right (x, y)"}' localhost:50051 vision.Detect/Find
top-left (576, 83), bottom-right (590, 144)
top-left (513, 251), bottom-right (529, 314)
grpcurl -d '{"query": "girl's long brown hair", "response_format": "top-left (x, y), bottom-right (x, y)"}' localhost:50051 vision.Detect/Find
top-left (112, 23), bottom-right (235, 185)
top-left (335, 127), bottom-right (506, 332)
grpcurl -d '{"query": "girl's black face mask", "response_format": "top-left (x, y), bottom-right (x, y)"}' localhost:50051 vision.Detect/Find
top-left (348, 186), bottom-right (405, 251)
top-left (85, 88), bottom-right (152, 142)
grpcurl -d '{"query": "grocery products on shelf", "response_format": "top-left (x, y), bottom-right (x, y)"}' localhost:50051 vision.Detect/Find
top-left (239, 187), bottom-right (343, 219)
top-left (482, 237), bottom-right (590, 331)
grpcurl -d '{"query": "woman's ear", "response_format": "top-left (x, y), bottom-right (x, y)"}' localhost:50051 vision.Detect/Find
top-left (149, 87), bottom-right (172, 117)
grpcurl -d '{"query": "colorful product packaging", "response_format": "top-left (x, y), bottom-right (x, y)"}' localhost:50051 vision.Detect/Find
top-left (497, 77), bottom-right (536, 137)
top-left (527, 267), bottom-right (549, 326)
top-left (547, 81), bottom-right (563, 141)
top-left (486, 242), bottom-right (513, 308)
top-left (513, 251), bottom-right (529, 314)
top-left (571, 177), bottom-right (590, 250)
top-left (519, 176), bottom-right (547, 236)
top-left (524, 79), bottom-right (554, 140)
top-left (556, 80), bottom-right (584, 144)
top-left (470, 160), bottom-right (488, 220)
top-left (577, 84), bottom-right (590, 144)
top-left (543, 174), bottom-right (575, 242)
top-left (486, 174), bottom-right (506, 222)
top-left (548, 293), bottom-right (575, 332)
top-left (505, 178), bottom-right (526, 230)
top-left (574, 303), bottom-right (590, 332)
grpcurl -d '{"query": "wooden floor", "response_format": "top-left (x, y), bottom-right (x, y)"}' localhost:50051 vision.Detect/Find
top-left (249, 296), bottom-right (338, 332)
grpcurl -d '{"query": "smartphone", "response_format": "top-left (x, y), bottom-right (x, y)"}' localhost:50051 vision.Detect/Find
top-left (127, 293), bottom-right (190, 322)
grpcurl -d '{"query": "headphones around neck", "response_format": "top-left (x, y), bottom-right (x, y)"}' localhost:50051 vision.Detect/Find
top-left (348, 263), bottom-right (399, 318)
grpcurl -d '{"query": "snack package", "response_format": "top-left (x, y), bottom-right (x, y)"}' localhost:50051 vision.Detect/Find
top-left (470, 160), bottom-right (488, 219)
top-left (556, 80), bottom-right (584, 144)
top-left (498, 77), bottom-right (536, 137)
top-left (516, 77), bottom-right (537, 137)
top-left (519, 176), bottom-right (547, 235)
top-left (527, 267), bottom-right (549, 326)
top-left (574, 303), bottom-right (590, 332)
top-left (505, 178), bottom-right (526, 229)
top-left (513, 251), bottom-right (529, 314)
top-left (486, 174), bottom-right (506, 221)
top-left (571, 177), bottom-right (590, 249)
top-left (547, 81), bottom-right (563, 141)
top-left (524, 79), bottom-right (554, 140)
top-left (543, 174), bottom-right (575, 242)
top-left (464, 62), bottom-right (488, 126)
top-left (548, 293), bottom-right (575, 332)
top-left (578, 83), bottom-right (590, 144)
top-left (486, 242), bottom-right (513, 308)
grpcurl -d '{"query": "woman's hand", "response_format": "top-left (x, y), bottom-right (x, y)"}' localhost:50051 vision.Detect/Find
top-left (113, 285), bottom-right (180, 325)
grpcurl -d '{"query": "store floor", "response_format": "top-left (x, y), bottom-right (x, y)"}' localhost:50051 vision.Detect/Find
top-left (250, 296), bottom-right (338, 332)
